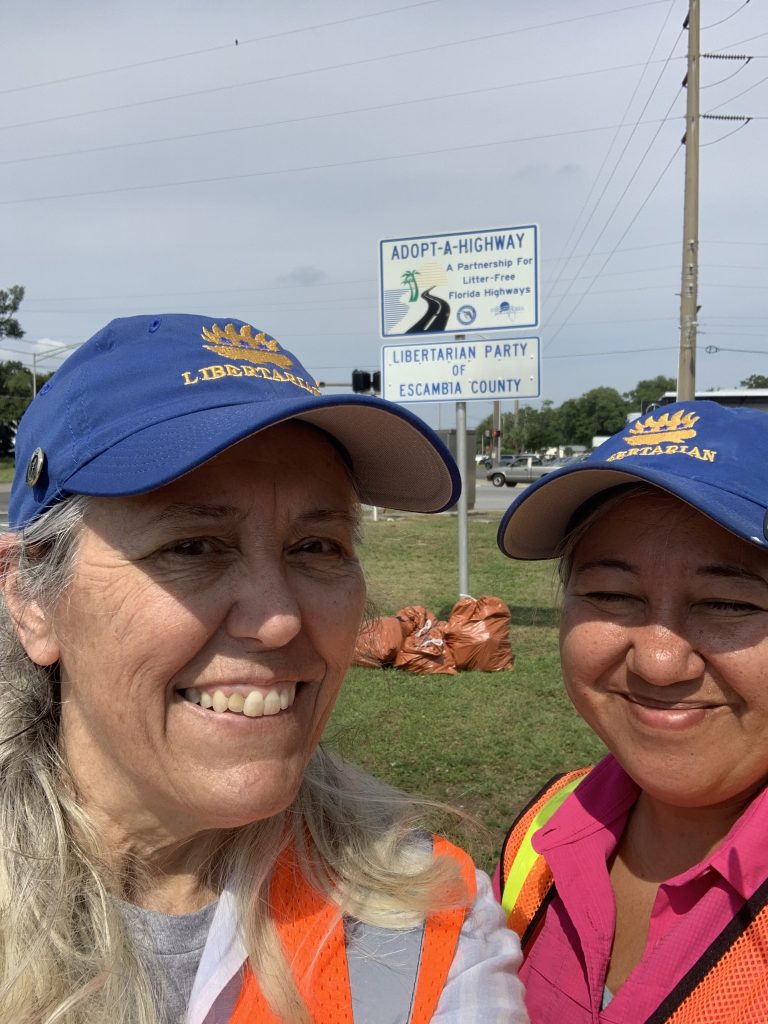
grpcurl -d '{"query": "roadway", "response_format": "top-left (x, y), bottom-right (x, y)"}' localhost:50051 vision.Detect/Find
top-left (467, 466), bottom-right (532, 515)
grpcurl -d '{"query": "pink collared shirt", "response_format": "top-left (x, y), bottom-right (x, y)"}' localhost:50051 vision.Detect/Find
top-left (512, 754), bottom-right (768, 1023)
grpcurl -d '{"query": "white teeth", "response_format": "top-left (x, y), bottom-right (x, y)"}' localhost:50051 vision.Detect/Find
top-left (183, 683), bottom-right (297, 718)
top-left (212, 691), bottom-right (229, 713)
top-left (263, 691), bottom-right (281, 716)
top-left (243, 691), bottom-right (265, 718)
top-left (228, 692), bottom-right (245, 713)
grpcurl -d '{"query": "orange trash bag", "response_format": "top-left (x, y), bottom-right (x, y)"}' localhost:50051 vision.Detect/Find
top-left (352, 616), bottom-right (406, 668)
top-left (393, 607), bottom-right (457, 676)
top-left (444, 596), bottom-right (514, 672)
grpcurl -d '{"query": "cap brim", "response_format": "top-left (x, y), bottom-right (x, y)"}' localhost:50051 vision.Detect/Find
top-left (498, 461), bottom-right (768, 559)
top-left (63, 392), bottom-right (460, 513)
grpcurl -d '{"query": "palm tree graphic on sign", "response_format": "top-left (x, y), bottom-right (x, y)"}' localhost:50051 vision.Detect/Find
top-left (401, 270), bottom-right (420, 302)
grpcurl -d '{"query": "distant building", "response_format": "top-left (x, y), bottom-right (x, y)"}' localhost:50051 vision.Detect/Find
top-left (655, 389), bottom-right (768, 413)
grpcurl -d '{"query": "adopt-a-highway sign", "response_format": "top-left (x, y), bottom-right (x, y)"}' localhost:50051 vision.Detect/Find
top-left (379, 225), bottom-right (539, 337)
top-left (381, 337), bottom-right (540, 404)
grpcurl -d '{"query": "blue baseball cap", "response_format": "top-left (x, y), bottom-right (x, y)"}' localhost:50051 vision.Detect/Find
top-left (11, 314), bottom-right (460, 528)
top-left (498, 400), bottom-right (768, 559)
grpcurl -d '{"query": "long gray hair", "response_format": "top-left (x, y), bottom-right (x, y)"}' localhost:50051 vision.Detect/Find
top-left (0, 496), bottom-right (466, 1024)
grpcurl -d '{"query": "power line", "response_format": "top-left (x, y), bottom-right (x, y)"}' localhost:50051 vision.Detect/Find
top-left (706, 70), bottom-right (768, 112)
top-left (0, 60), bottom-right (667, 168)
top-left (544, 74), bottom-right (684, 351)
top-left (546, 345), bottom-right (678, 359)
top-left (701, 0), bottom-right (752, 32)
top-left (0, 1), bottom-right (673, 133)
top-left (0, 119), bottom-right (675, 207)
top-left (545, 1), bottom-right (682, 326)
top-left (0, 0), bottom-right (446, 95)
top-left (544, 141), bottom-right (682, 352)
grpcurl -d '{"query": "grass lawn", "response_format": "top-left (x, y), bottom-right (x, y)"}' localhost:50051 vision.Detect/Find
top-left (0, 459), bottom-right (14, 484)
top-left (324, 514), bottom-right (606, 873)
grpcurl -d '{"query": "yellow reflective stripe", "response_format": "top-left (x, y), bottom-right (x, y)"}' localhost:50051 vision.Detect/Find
top-left (501, 776), bottom-right (585, 917)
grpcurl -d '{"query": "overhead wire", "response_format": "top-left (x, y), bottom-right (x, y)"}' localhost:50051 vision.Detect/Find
top-left (0, 0), bottom-right (446, 95)
top-left (700, 120), bottom-right (752, 145)
top-left (706, 70), bottom-right (768, 110)
top-left (701, 0), bottom-right (751, 31)
top-left (543, 87), bottom-right (684, 346)
top-left (0, 1), bottom-right (673, 133)
top-left (544, 0), bottom-right (767, 355)
top-left (0, 59), bottom-right (671, 168)
top-left (0, 119), bottom-right (675, 207)
top-left (545, 0), bottom-right (680, 324)
top-left (543, 141), bottom-right (682, 352)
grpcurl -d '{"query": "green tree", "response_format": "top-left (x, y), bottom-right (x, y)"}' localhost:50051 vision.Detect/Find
top-left (560, 387), bottom-right (628, 446)
top-left (740, 374), bottom-right (768, 389)
top-left (623, 375), bottom-right (675, 409)
top-left (0, 361), bottom-right (37, 456)
top-left (517, 401), bottom-right (563, 451)
top-left (0, 285), bottom-right (25, 340)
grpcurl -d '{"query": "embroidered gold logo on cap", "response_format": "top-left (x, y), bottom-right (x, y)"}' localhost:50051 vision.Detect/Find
top-left (25, 447), bottom-right (46, 487)
top-left (201, 323), bottom-right (292, 368)
top-left (624, 409), bottom-right (699, 446)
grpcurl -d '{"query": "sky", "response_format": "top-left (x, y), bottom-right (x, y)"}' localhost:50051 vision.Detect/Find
top-left (2, 0), bottom-right (767, 430)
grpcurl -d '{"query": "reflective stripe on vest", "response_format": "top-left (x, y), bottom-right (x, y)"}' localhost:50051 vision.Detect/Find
top-left (500, 768), bottom-right (590, 943)
top-left (501, 772), bottom-right (768, 1023)
top-left (230, 835), bottom-right (476, 1023)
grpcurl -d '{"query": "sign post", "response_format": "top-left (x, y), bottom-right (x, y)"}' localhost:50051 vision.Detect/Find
top-left (455, 398), bottom-right (469, 595)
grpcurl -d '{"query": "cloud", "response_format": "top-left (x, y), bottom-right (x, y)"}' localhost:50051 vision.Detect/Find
top-left (274, 266), bottom-right (329, 287)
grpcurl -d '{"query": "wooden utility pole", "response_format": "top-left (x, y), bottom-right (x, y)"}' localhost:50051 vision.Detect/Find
top-left (677, 0), bottom-right (700, 401)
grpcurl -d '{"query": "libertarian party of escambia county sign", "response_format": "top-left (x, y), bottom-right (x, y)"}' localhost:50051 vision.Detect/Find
top-left (379, 225), bottom-right (539, 338)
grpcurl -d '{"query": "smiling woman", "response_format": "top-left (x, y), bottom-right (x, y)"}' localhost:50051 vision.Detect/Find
top-left (494, 401), bottom-right (768, 1023)
top-left (0, 315), bottom-right (528, 1024)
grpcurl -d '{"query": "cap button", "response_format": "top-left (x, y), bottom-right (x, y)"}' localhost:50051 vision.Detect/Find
top-left (25, 448), bottom-right (46, 487)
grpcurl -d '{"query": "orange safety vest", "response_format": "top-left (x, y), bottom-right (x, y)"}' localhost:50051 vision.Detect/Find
top-left (230, 835), bottom-right (476, 1024)
top-left (500, 770), bottom-right (768, 1023)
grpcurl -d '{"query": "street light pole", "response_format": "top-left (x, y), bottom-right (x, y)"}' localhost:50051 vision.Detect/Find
top-left (677, 0), bottom-right (700, 401)
top-left (30, 342), bottom-right (82, 396)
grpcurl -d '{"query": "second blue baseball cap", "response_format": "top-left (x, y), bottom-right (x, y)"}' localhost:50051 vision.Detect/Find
top-left (498, 400), bottom-right (768, 559)
top-left (11, 314), bottom-right (460, 528)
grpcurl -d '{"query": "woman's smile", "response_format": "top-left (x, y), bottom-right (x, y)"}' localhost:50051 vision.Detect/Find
top-left (35, 423), bottom-right (367, 842)
top-left (561, 490), bottom-right (768, 809)
top-left (181, 681), bottom-right (298, 717)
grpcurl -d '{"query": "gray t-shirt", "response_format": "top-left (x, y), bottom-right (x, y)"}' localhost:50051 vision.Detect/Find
top-left (119, 899), bottom-right (218, 1024)
top-left (119, 898), bottom-right (424, 1024)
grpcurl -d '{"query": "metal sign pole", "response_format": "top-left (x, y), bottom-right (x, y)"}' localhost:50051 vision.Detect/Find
top-left (456, 399), bottom-right (469, 597)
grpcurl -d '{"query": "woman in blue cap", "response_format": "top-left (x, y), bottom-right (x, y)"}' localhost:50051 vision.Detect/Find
top-left (0, 315), bottom-right (528, 1024)
top-left (496, 401), bottom-right (768, 1023)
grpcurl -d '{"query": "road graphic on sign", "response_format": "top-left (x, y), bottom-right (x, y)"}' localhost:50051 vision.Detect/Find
top-left (406, 287), bottom-right (451, 333)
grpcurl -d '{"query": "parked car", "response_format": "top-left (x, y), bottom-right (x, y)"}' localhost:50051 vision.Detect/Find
top-left (486, 454), bottom-right (557, 488)
top-left (477, 452), bottom-right (519, 470)
top-left (546, 453), bottom-right (589, 468)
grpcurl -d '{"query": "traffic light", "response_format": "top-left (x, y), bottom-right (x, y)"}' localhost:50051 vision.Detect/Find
top-left (351, 370), bottom-right (372, 393)
top-left (491, 429), bottom-right (501, 439)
